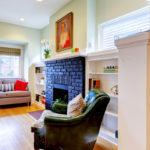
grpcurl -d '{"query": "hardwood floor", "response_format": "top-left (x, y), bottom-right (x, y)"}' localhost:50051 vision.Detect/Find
top-left (0, 104), bottom-right (44, 150)
top-left (94, 138), bottom-right (117, 150)
top-left (0, 104), bottom-right (117, 150)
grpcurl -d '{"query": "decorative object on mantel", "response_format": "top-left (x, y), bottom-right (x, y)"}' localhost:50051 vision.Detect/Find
top-left (41, 39), bottom-right (51, 59)
top-left (44, 49), bottom-right (50, 59)
top-left (56, 12), bottom-right (73, 52)
top-left (71, 48), bottom-right (75, 53)
top-left (71, 48), bottom-right (79, 53)
top-left (75, 48), bottom-right (79, 53)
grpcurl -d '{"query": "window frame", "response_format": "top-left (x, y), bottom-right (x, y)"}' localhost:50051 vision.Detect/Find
top-left (0, 43), bottom-right (24, 79)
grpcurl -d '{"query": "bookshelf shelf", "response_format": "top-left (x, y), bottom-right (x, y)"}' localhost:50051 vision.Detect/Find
top-left (106, 111), bottom-right (118, 117)
top-left (89, 72), bottom-right (118, 75)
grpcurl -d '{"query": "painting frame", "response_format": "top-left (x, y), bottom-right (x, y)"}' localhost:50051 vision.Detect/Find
top-left (56, 12), bottom-right (73, 52)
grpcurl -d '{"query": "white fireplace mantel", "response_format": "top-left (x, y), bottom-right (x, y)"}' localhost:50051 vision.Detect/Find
top-left (43, 52), bottom-right (87, 62)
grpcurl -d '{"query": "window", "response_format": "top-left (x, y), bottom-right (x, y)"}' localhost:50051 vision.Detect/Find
top-left (0, 47), bottom-right (21, 78)
top-left (98, 6), bottom-right (150, 51)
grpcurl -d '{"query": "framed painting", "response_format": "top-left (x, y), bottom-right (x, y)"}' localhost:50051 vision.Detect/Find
top-left (56, 12), bottom-right (73, 52)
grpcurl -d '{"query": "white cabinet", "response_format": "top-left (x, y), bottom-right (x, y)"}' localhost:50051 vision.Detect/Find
top-left (86, 50), bottom-right (118, 145)
top-left (34, 62), bottom-right (46, 108)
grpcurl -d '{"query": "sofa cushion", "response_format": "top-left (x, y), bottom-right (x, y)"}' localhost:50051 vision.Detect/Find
top-left (4, 91), bottom-right (30, 98)
top-left (0, 92), bottom-right (7, 98)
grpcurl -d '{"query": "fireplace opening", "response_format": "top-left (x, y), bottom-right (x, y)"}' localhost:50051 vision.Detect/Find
top-left (53, 84), bottom-right (68, 104)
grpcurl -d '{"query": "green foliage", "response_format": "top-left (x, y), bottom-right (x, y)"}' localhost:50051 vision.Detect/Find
top-left (53, 98), bottom-right (67, 104)
top-left (44, 49), bottom-right (50, 55)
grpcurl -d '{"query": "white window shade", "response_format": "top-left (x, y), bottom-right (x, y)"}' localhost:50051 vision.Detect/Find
top-left (0, 47), bottom-right (21, 78)
top-left (98, 6), bottom-right (150, 51)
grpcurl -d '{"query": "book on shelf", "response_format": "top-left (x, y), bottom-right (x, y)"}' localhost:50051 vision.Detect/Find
top-left (89, 78), bottom-right (100, 90)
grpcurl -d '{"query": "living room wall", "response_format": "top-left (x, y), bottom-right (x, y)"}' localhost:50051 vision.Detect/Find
top-left (49, 0), bottom-right (87, 56)
top-left (0, 21), bottom-right (41, 100)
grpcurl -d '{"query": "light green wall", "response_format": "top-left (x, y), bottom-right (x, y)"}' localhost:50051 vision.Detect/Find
top-left (0, 22), bottom-right (41, 100)
top-left (40, 25), bottom-right (50, 59)
top-left (96, 0), bottom-right (148, 25)
top-left (87, 0), bottom-right (96, 52)
top-left (49, 0), bottom-right (87, 56)
top-left (41, 24), bottom-right (50, 41)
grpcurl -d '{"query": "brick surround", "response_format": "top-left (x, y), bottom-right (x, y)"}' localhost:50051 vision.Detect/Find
top-left (45, 57), bottom-right (85, 109)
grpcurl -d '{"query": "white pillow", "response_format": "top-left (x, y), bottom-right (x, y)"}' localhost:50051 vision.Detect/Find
top-left (0, 83), bottom-right (14, 92)
top-left (67, 94), bottom-right (87, 117)
top-left (4, 84), bottom-right (9, 91)
top-left (0, 84), bottom-right (2, 91)
top-left (1, 84), bottom-right (5, 92)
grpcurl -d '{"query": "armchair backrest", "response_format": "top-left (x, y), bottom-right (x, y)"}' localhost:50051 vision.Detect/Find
top-left (83, 89), bottom-right (110, 119)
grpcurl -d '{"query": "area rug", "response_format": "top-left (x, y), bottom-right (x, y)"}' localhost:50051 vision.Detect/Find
top-left (28, 110), bottom-right (44, 120)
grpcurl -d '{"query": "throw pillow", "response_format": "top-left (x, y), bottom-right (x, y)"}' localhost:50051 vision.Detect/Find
top-left (0, 84), bottom-right (2, 91)
top-left (7, 83), bottom-right (14, 91)
top-left (1, 84), bottom-right (5, 92)
top-left (4, 84), bottom-right (9, 92)
top-left (67, 94), bottom-right (87, 117)
top-left (14, 80), bottom-right (28, 91)
top-left (11, 83), bottom-right (15, 91)
top-left (1, 83), bottom-right (15, 92)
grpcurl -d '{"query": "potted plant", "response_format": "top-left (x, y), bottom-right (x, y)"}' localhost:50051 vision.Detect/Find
top-left (41, 39), bottom-right (51, 59)
top-left (44, 49), bottom-right (50, 59)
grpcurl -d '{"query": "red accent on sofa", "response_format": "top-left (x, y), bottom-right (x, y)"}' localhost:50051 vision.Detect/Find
top-left (14, 80), bottom-right (28, 91)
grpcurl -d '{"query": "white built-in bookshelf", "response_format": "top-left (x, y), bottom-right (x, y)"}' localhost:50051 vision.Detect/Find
top-left (34, 62), bottom-right (46, 108)
top-left (86, 49), bottom-right (119, 145)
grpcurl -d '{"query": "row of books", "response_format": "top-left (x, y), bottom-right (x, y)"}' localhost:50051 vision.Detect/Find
top-left (89, 78), bottom-right (100, 90)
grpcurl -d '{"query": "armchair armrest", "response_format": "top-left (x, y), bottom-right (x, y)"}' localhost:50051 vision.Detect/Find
top-left (44, 115), bottom-right (85, 126)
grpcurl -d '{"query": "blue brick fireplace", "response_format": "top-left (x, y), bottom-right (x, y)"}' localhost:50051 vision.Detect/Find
top-left (45, 56), bottom-right (85, 110)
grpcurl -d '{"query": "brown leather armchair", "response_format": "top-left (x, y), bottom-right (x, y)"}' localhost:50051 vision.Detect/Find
top-left (31, 90), bottom-right (110, 150)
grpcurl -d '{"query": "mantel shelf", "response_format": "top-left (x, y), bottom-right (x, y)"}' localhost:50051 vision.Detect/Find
top-left (43, 52), bottom-right (87, 62)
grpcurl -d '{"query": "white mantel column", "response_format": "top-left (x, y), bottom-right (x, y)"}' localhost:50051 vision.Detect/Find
top-left (115, 32), bottom-right (150, 150)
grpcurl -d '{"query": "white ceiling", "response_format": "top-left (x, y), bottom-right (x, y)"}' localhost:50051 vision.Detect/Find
top-left (0, 0), bottom-right (71, 29)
